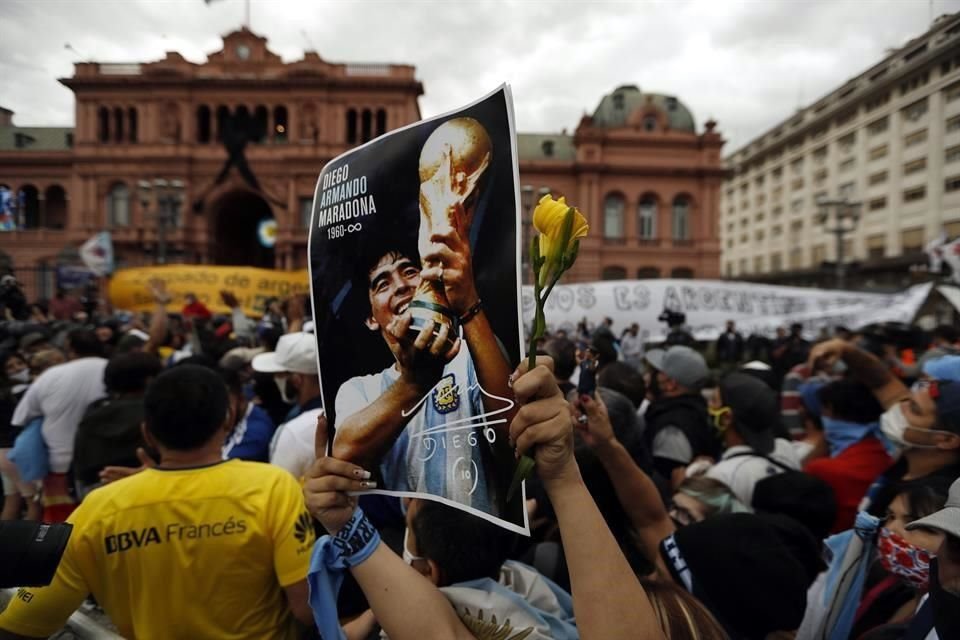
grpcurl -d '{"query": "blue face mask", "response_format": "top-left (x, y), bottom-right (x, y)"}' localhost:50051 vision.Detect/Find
top-left (821, 417), bottom-right (879, 457)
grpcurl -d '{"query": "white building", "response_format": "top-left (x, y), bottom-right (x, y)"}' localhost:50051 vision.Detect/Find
top-left (721, 12), bottom-right (960, 289)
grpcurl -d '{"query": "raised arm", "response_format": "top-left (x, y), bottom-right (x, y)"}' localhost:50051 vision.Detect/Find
top-left (509, 358), bottom-right (665, 640)
top-left (808, 338), bottom-right (909, 409)
top-left (304, 416), bottom-right (475, 640)
top-left (143, 278), bottom-right (170, 355)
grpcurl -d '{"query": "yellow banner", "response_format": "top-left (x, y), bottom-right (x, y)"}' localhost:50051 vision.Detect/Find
top-left (108, 265), bottom-right (309, 317)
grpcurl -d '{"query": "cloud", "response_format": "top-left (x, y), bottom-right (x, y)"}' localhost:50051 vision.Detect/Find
top-left (1, 0), bottom-right (957, 151)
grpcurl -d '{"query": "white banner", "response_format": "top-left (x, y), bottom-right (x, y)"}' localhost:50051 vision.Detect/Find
top-left (521, 279), bottom-right (933, 343)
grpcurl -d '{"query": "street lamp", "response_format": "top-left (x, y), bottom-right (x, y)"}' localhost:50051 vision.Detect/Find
top-left (520, 185), bottom-right (551, 284)
top-left (138, 179), bottom-right (185, 265)
top-left (816, 196), bottom-right (861, 290)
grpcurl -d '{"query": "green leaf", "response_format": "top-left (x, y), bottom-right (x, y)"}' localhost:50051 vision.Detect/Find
top-left (507, 455), bottom-right (536, 503)
top-left (557, 208), bottom-right (574, 258)
top-left (529, 235), bottom-right (541, 275)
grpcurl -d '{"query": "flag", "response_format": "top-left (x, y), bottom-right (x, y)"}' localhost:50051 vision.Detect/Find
top-left (940, 236), bottom-right (960, 284)
top-left (925, 229), bottom-right (947, 273)
top-left (80, 231), bottom-right (115, 276)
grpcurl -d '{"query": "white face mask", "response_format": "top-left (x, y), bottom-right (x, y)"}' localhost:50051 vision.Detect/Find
top-left (880, 403), bottom-right (943, 452)
top-left (403, 528), bottom-right (425, 567)
top-left (8, 369), bottom-right (29, 383)
top-left (274, 375), bottom-right (298, 404)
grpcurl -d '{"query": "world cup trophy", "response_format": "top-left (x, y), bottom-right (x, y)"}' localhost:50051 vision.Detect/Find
top-left (407, 117), bottom-right (493, 352)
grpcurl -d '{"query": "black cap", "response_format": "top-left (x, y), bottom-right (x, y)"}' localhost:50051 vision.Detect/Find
top-left (719, 372), bottom-right (781, 455)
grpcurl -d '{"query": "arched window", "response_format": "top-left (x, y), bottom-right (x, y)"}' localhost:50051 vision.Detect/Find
top-left (273, 105), bottom-right (288, 141)
top-left (346, 109), bottom-right (358, 144)
top-left (44, 185), bottom-right (67, 229)
top-left (643, 116), bottom-right (657, 132)
top-left (637, 266), bottom-right (661, 279)
top-left (375, 108), bottom-right (387, 136)
top-left (671, 267), bottom-right (694, 279)
top-left (361, 109), bottom-right (373, 142)
top-left (113, 107), bottom-right (125, 142)
top-left (638, 194), bottom-right (657, 239)
top-left (601, 266), bottom-right (627, 280)
top-left (672, 195), bottom-right (691, 240)
top-left (215, 105), bottom-right (230, 142)
top-left (603, 193), bottom-right (625, 239)
top-left (98, 107), bottom-right (110, 143)
top-left (128, 107), bottom-right (138, 143)
top-left (107, 182), bottom-right (130, 227)
top-left (19, 185), bottom-right (39, 229)
top-left (196, 105), bottom-right (211, 143)
top-left (253, 105), bottom-right (268, 142)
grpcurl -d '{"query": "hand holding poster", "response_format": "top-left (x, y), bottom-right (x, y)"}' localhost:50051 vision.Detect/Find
top-left (308, 86), bottom-right (528, 534)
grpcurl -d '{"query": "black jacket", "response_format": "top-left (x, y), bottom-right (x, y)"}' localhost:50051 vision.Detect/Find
top-left (644, 393), bottom-right (721, 463)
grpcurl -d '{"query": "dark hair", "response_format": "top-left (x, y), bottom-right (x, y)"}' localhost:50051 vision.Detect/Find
top-left (220, 366), bottom-right (244, 396)
top-left (104, 352), bottom-right (162, 394)
top-left (589, 335), bottom-right (618, 370)
top-left (817, 379), bottom-right (884, 424)
top-left (544, 337), bottom-right (576, 381)
top-left (933, 325), bottom-right (960, 345)
top-left (597, 362), bottom-right (646, 409)
top-left (411, 500), bottom-right (514, 586)
top-left (66, 329), bottom-right (104, 358)
top-left (893, 477), bottom-right (952, 521)
top-left (143, 365), bottom-right (228, 450)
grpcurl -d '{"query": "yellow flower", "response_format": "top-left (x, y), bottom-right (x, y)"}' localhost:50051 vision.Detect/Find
top-left (532, 194), bottom-right (589, 286)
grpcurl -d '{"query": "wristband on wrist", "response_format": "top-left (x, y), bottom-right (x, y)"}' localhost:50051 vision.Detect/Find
top-left (329, 508), bottom-right (380, 568)
top-left (459, 299), bottom-right (483, 325)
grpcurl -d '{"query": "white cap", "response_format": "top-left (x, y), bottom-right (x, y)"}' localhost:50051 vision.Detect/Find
top-left (252, 332), bottom-right (318, 375)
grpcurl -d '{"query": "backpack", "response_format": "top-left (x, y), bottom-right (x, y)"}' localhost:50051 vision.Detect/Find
top-left (727, 451), bottom-right (837, 540)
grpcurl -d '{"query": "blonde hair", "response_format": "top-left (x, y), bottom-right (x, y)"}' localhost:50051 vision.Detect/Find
top-left (641, 578), bottom-right (729, 640)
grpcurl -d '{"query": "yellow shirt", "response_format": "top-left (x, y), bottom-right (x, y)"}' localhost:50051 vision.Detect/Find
top-left (0, 459), bottom-right (316, 639)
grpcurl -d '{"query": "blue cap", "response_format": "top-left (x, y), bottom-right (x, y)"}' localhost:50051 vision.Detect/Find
top-left (798, 380), bottom-right (826, 417)
top-left (923, 355), bottom-right (960, 382)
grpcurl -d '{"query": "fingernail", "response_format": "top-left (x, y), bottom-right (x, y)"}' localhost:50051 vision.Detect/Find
top-left (580, 394), bottom-right (590, 403)
top-left (507, 373), bottom-right (515, 388)
top-left (353, 469), bottom-right (372, 480)
top-left (361, 481), bottom-right (378, 489)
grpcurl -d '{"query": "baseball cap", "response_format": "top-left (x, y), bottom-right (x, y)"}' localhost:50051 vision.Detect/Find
top-left (251, 332), bottom-right (317, 375)
top-left (928, 380), bottom-right (960, 434)
top-left (923, 355), bottom-right (960, 382)
top-left (907, 477), bottom-right (960, 538)
top-left (719, 372), bottom-right (781, 455)
top-left (645, 346), bottom-right (708, 389)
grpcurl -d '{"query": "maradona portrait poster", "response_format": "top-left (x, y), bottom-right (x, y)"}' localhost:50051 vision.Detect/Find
top-left (308, 86), bottom-right (527, 534)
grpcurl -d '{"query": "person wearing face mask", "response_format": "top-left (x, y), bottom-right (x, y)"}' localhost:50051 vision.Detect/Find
top-left (252, 331), bottom-right (324, 481)
top-left (643, 345), bottom-right (719, 488)
top-left (808, 339), bottom-right (960, 519)
top-left (219, 367), bottom-right (276, 463)
top-left (803, 379), bottom-right (894, 532)
top-left (0, 352), bottom-right (36, 520)
top-left (900, 478), bottom-right (960, 640)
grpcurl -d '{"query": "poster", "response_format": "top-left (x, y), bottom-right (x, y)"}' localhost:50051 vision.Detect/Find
top-left (308, 86), bottom-right (527, 534)
top-left (524, 279), bottom-right (934, 343)
top-left (109, 265), bottom-right (309, 317)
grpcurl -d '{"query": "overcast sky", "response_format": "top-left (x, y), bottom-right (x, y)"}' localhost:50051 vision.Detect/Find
top-left (2, 0), bottom-right (959, 152)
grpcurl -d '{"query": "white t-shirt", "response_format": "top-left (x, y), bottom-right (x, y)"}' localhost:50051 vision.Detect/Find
top-left (620, 333), bottom-right (645, 360)
top-left (706, 438), bottom-right (801, 507)
top-left (12, 357), bottom-right (107, 473)
top-left (269, 408), bottom-right (322, 481)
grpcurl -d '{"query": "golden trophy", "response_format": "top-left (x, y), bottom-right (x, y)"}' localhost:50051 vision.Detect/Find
top-left (408, 117), bottom-right (493, 352)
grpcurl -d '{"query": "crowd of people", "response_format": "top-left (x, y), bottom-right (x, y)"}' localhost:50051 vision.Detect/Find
top-left (2, 273), bottom-right (960, 639)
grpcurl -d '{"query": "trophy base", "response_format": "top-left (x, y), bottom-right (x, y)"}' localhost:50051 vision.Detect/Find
top-left (407, 300), bottom-right (461, 354)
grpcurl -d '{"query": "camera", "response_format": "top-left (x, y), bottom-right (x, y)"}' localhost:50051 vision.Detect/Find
top-left (0, 521), bottom-right (73, 588)
top-left (657, 309), bottom-right (686, 328)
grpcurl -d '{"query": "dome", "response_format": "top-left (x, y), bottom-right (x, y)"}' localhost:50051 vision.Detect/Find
top-left (590, 85), bottom-right (696, 133)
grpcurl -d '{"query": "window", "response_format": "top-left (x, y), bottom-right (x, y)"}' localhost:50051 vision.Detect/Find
top-left (837, 132), bottom-right (856, 151)
top-left (361, 109), bottom-right (372, 142)
top-left (812, 245), bottom-right (826, 265)
top-left (904, 158), bottom-right (927, 175)
top-left (670, 267), bottom-right (694, 279)
top-left (789, 248), bottom-right (803, 269)
top-left (346, 109), bottom-right (357, 144)
top-left (869, 144), bottom-right (888, 160)
top-left (643, 116), bottom-right (657, 132)
top-left (603, 194), bottom-right (625, 239)
top-left (772, 186), bottom-right (783, 200)
top-left (865, 92), bottom-right (890, 112)
top-left (273, 105), bottom-right (289, 141)
top-left (755, 211), bottom-right (766, 222)
top-left (867, 116), bottom-right (889, 135)
top-left (601, 266), bottom-right (627, 280)
top-left (946, 175), bottom-right (960, 193)
top-left (672, 196), bottom-right (691, 240)
top-left (902, 228), bottom-right (925, 254)
top-left (791, 220), bottom-right (804, 234)
top-left (755, 194), bottom-right (766, 206)
top-left (867, 234), bottom-right (886, 260)
top-left (868, 197), bottom-right (887, 211)
top-left (947, 145), bottom-right (960, 164)
top-left (839, 182), bottom-right (855, 198)
top-left (839, 158), bottom-right (855, 172)
top-left (901, 98), bottom-right (928, 122)
top-left (791, 178), bottom-right (804, 191)
top-left (814, 168), bottom-right (828, 184)
top-left (772, 224), bottom-right (783, 236)
top-left (637, 267), bottom-right (661, 279)
top-left (869, 171), bottom-right (888, 185)
top-left (791, 198), bottom-right (803, 214)
top-left (753, 256), bottom-right (764, 272)
top-left (946, 82), bottom-right (960, 104)
top-left (771, 253), bottom-right (782, 272)
top-left (107, 183), bottom-right (130, 227)
top-left (300, 197), bottom-right (313, 228)
top-left (899, 72), bottom-right (929, 96)
top-left (128, 107), bottom-right (138, 143)
top-left (772, 205), bottom-right (783, 217)
top-left (790, 158), bottom-right (804, 174)
top-left (813, 146), bottom-right (827, 163)
top-left (375, 109), bottom-right (387, 137)
top-left (755, 230), bottom-right (765, 242)
top-left (904, 129), bottom-right (928, 147)
top-left (835, 110), bottom-right (857, 127)
top-left (196, 105), bottom-right (211, 143)
top-left (542, 140), bottom-right (554, 156)
top-left (97, 106), bottom-right (110, 143)
top-left (113, 107), bottom-right (124, 143)
top-left (903, 186), bottom-right (926, 202)
top-left (947, 116), bottom-right (960, 133)
top-left (638, 195), bottom-right (657, 239)
top-left (772, 167), bottom-right (783, 181)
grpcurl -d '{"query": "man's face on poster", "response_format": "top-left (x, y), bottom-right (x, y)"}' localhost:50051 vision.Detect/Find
top-left (365, 251), bottom-right (422, 334)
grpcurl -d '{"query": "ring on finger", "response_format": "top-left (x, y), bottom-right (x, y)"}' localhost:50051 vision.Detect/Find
top-left (577, 414), bottom-right (589, 424)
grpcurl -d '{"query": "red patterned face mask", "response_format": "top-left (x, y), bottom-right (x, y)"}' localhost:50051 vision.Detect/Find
top-left (878, 527), bottom-right (932, 591)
